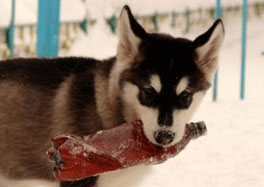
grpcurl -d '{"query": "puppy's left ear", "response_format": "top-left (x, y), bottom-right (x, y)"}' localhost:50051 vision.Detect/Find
top-left (117, 5), bottom-right (148, 60)
top-left (193, 19), bottom-right (224, 76)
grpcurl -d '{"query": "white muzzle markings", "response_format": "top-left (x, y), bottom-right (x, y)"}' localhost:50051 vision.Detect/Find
top-left (170, 91), bottom-right (206, 145)
top-left (150, 74), bottom-right (161, 93)
top-left (176, 76), bottom-right (189, 95)
top-left (122, 80), bottom-right (206, 146)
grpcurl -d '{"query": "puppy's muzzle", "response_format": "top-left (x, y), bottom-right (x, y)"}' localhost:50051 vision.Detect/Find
top-left (154, 130), bottom-right (175, 145)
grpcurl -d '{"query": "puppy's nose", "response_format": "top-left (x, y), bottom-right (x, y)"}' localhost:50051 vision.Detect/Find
top-left (154, 130), bottom-right (175, 145)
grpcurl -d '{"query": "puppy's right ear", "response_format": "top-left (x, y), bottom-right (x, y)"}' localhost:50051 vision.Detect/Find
top-left (117, 5), bottom-right (147, 59)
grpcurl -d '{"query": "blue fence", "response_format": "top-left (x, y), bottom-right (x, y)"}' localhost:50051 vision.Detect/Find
top-left (213, 0), bottom-right (222, 101)
top-left (240, 0), bottom-right (248, 100)
top-left (6, 0), bottom-right (15, 58)
top-left (213, 0), bottom-right (248, 101)
top-left (37, 0), bottom-right (60, 57)
top-left (1, 0), bottom-right (88, 58)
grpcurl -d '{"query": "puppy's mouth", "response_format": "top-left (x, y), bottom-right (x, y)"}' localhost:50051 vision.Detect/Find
top-left (141, 123), bottom-right (178, 147)
top-left (154, 130), bottom-right (175, 146)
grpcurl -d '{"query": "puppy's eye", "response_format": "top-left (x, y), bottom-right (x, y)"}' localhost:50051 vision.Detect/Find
top-left (138, 87), bottom-right (158, 107)
top-left (179, 91), bottom-right (192, 102)
top-left (176, 91), bottom-right (193, 109)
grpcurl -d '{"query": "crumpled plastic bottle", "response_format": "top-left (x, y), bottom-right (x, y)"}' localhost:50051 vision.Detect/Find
top-left (47, 120), bottom-right (206, 181)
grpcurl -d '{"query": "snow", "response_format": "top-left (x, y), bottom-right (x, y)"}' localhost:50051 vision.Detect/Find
top-left (65, 19), bottom-right (118, 59)
top-left (69, 142), bottom-right (98, 155)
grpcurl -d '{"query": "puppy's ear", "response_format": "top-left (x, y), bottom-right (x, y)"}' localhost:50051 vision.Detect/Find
top-left (193, 19), bottom-right (224, 76)
top-left (117, 5), bottom-right (147, 59)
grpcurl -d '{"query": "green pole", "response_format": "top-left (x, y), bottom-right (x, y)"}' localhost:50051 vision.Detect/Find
top-left (152, 13), bottom-right (158, 31)
top-left (240, 0), bottom-right (248, 99)
top-left (171, 11), bottom-right (177, 27)
top-left (6, 0), bottom-right (16, 58)
top-left (185, 8), bottom-right (190, 33)
top-left (80, 19), bottom-right (88, 33)
top-left (37, 0), bottom-right (61, 57)
top-left (109, 15), bottom-right (116, 33)
top-left (213, 0), bottom-right (221, 101)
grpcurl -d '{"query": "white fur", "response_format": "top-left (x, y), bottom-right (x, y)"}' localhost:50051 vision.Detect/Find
top-left (108, 61), bottom-right (130, 123)
top-left (122, 82), bottom-right (158, 143)
top-left (139, 107), bottom-right (159, 144)
top-left (170, 91), bottom-right (206, 144)
top-left (150, 74), bottom-right (161, 93)
top-left (109, 60), bottom-right (130, 103)
top-left (122, 82), bottom-right (206, 146)
top-left (122, 82), bottom-right (140, 122)
top-left (111, 7), bottom-right (143, 120)
top-left (175, 77), bottom-right (189, 95)
top-left (117, 8), bottom-right (140, 58)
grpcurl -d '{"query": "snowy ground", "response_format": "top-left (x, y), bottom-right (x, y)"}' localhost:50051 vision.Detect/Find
top-left (65, 5), bottom-right (264, 187)
top-left (1, 0), bottom-right (264, 186)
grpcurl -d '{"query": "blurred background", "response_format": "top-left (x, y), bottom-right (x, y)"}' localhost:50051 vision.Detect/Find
top-left (0, 0), bottom-right (263, 187)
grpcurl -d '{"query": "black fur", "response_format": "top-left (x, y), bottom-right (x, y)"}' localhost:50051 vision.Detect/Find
top-left (0, 57), bottom-right (98, 89)
top-left (193, 19), bottom-right (224, 49)
top-left (123, 5), bottom-right (148, 40)
top-left (120, 34), bottom-right (210, 127)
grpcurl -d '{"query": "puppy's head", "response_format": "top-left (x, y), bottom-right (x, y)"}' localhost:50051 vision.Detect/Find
top-left (117, 6), bottom-right (224, 146)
